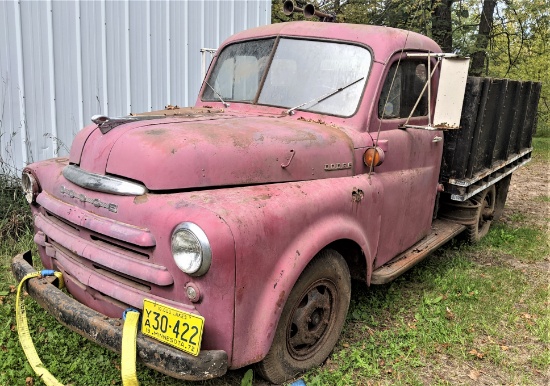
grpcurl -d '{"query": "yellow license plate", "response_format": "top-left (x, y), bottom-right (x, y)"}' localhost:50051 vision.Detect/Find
top-left (142, 299), bottom-right (204, 356)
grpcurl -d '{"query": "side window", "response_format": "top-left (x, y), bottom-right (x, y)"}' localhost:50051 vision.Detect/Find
top-left (378, 61), bottom-right (428, 119)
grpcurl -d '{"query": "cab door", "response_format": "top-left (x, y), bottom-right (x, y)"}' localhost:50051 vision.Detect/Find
top-left (368, 54), bottom-right (444, 267)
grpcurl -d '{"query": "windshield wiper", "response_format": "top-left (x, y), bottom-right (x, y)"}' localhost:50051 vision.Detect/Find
top-left (286, 76), bottom-right (365, 116)
top-left (204, 80), bottom-right (230, 108)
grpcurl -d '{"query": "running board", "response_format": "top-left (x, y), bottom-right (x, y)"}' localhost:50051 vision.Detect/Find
top-left (371, 219), bottom-right (466, 284)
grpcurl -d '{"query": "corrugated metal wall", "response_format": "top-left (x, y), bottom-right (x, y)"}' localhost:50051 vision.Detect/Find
top-left (0, 0), bottom-right (271, 175)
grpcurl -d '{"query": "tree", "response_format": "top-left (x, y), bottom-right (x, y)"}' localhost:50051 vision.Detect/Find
top-left (431, 0), bottom-right (454, 52)
top-left (470, 0), bottom-right (497, 76)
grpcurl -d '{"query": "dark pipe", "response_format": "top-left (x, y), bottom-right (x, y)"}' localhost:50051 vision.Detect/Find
top-left (304, 3), bottom-right (335, 22)
top-left (283, 0), bottom-right (304, 16)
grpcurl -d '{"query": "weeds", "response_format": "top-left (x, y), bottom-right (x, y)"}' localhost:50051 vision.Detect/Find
top-left (0, 174), bottom-right (32, 242)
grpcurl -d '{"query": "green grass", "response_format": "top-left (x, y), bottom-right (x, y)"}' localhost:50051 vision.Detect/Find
top-left (532, 137), bottom-right (549, 162)
top-left (533, 120), bottom-right (550, 139)
top-left (534, 195), bottom-right (550, 203)
top-left (1, 230), bottom-right (547, 385)
top-left (302, 231), bottom-right (549, 385)
top-left (478, 224), bottom-right (550, 262)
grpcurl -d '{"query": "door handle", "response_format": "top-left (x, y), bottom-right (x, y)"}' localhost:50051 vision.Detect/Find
top-left (432, 136), bottom-right (443, 143)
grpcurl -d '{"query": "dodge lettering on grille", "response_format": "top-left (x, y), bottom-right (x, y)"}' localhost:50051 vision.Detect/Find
top-left (60, 186), bottom-right (118, 213)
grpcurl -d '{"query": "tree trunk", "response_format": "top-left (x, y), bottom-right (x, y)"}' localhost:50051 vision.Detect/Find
top-left (431, 0), bottom-right (454, 52)
top-left (470, 0), bottom-right (497, 76)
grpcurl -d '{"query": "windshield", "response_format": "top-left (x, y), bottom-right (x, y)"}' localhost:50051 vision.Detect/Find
top-left (202, 38), bottom-right (372, 116)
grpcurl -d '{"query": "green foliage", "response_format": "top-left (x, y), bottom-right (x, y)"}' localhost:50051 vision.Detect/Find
top-left (241, 369), bottom-right (254, 386)
top-left (532, 138), bottom-right (549, 162)
top-left (0, 176), bottom-right (33, 243)
top-left (487, 1), bottom-right (550, 137)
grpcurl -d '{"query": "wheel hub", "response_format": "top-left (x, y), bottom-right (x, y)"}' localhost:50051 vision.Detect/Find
top-left (287, 281), bottom-right (337, 360)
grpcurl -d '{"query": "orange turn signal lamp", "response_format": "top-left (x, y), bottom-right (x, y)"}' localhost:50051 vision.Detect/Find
top-left (363, 146), bottom-right (385, 168)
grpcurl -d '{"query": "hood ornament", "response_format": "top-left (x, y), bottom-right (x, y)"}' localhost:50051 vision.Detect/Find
top-left (91, 114), bottom-right (163, 134)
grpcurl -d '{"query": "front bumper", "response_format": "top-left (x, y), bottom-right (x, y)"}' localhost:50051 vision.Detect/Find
top-left (12, 251), bottom-right (228, 381)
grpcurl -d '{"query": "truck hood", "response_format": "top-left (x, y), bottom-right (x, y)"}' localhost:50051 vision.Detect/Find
top-left (74, 114), bottom-right (354, 191)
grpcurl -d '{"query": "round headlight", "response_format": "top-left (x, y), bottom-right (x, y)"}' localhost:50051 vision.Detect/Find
top-left (21, 171), bottom-right (39, 204)
top-left (171, 222), bottom-right (212, 276)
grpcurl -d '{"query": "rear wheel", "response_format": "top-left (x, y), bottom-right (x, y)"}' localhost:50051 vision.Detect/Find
top-left (467, 185), bottom-right (496, 243)
top-left (257, 249), bottom-right (351, 384)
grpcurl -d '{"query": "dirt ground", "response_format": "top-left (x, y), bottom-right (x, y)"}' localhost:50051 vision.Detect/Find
top-left (431, 157), bottom-right (549, 386)
top-left (504, 158), bottom-right (549, 230)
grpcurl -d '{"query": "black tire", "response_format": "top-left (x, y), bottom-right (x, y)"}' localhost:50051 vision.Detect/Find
top-left (467, 185), bottom-right (496, 243)
top-left (257, 249), bottom-right (351, 384)
top-left (493, 175), bottom-right (512, 222)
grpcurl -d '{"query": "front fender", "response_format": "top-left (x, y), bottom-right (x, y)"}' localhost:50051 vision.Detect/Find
top-left (189, 176), bottom-right (382, 368)
top-left (234, 214), bottom-right (378, 367)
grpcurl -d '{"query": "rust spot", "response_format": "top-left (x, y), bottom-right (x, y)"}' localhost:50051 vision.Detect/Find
top-left (275, 290), bottom-right (286, 311)
top-left (297, 116), bottom-right (339, 129)
top-left (236, 286), bottom-right (245, 304)
top-left (352, 188), bottom-right (364, 202)
top-left (253, 194), bottom-right (272, 201)
top-left (145, 129), bottom-right (168, 136)
top-left (273, 270), bottom-right (285, 289)
top-left (133, 195), bottom-right (148, 205)
top-left (174, 200), bottom-right (191, 209)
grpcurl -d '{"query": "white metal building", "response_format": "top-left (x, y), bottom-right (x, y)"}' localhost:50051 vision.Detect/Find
top-left (0, 0), bottom-right (271, 175)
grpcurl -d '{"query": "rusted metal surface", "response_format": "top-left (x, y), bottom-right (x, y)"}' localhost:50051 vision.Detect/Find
top-left (34, 212), bottom-right (172, 286)
top-left (438, 197), bottom-right (480, 226)
top-left (366, 123), bottom-right (444, 267)
top-left (133, 106), bottom-right (225, 117)
top-left (25, 150), bottom-right (384, 369)
top-left (105, 115), bottom-right (355, 190)
top-left (446, 150), bottom-right (531, 201)
top-left (27, 158), bottom-right (237, 361)
top-left (36, 190), bottom-right (155, 247)
top-left (11, 252), bottom-right (228, 381)
top-left (370, 220), bottom-right (466, 284)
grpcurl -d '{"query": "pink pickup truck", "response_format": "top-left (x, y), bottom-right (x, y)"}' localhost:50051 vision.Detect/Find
top-left (13, 16), bottom-right (540, 384)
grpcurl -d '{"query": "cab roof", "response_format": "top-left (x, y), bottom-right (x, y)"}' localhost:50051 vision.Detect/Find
top-left (224, 21), bottom-right (441, 63)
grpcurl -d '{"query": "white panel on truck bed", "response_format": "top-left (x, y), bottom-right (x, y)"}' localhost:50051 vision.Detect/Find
top-left (433, 57), bottom-right (470, 129)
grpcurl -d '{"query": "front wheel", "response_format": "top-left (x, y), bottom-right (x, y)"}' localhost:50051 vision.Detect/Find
top-left (257, 249), bottom-right (351, 384)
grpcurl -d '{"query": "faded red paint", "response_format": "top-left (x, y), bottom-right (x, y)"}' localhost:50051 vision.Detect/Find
top-left (105, 115), bottom-right (355, 190)
top-left (22, 21), bottom-right (446, 375)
